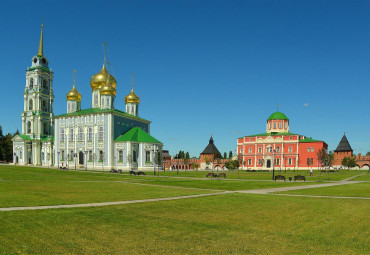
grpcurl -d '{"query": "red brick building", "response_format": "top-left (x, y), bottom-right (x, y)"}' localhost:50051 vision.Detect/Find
top-left (237, 111), bottom-right (328, 170)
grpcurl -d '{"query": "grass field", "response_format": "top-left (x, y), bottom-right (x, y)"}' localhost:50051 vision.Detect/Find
top-left (0, 165), bottom-right (369, 254)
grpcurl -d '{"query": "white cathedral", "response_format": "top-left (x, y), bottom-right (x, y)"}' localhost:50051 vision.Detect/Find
top-left (12, 25), bottom-right (163, 171)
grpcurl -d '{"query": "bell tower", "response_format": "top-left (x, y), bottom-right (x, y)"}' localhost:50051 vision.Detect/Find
top-left (23, 24), bottom-right (54, 139)
top-left (125, 73), bottom-right (140, 116)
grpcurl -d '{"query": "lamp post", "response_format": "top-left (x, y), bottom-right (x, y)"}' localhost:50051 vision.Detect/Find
top-left (13, 153), bottom-right (16, 166)
top-left (67, 153), bottom-right (69, 169)
top-left (272, 149), bottom-right (276, 180)
top-left (101, 151), bottom-right (104, 171)
top-left (285, 157), bottom-right (287, 173)
top-left (85, 150), bottom-right (88, 170)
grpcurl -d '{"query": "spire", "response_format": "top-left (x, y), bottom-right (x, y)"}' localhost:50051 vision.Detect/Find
top-left (73, 69), bottom-right (76, 88)
top-left (38, 24), bottom-right (44, 56)
top-left (335, 134), bottom-right (353, 152)
top-left (131, 72), bottom-right (135, 91)
top-left (102, 42), bottom-right (107, 67)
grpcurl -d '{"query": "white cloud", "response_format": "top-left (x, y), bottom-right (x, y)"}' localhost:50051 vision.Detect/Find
top-left (304, 103), bottom-right (309, 107)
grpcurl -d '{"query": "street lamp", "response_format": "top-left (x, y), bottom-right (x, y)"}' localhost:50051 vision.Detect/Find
top-left (67, 153), bottom-right (69, 169)
top-left (93, 153), bottom-right (95, 170)
top-left (272, 149), bottom-right (276, 180)
top-left (101, 151), bottom-right (104, 171)
top-left (74, 153), bottom-right (77, 170)
top-left (13, 153), bottom-right (16, 166)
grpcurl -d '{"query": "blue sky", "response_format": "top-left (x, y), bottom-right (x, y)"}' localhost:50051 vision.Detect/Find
top-left (1, 0), bottom-right (369, 156)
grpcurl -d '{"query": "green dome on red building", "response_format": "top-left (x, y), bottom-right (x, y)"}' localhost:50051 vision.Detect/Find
top-left (267, 111), bottom-right (289, 121)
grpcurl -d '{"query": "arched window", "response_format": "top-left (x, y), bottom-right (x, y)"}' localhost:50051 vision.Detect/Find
top-left (119, 150), bottom-right (123, 161)
top-left (29, 78), bottom-right (33, 89)
top-left (88, 127), bottom-right (93, 141)
top-left (60, 128), bottom-right (65, 141)
top-left (42, 100), bottom-right (47, 111)
top-left (78, 127), bottom-right (83, 141)
top-left (279, 122), bottom-right (282, 129)
top-left (98, 126), bottom-right (103, 140)
top-left (29, 99), bottom-right (33, 111)
top-left (273, 122), bottom-right (277, 129)
top-left (43, 79), bottom-right (48, 89)
top-left (133, 150), bottom-right (137, 163)
top-left (276, 158), bottom-right (280, 165)
top-left (69, 128), bottom-right (74, 141)
top-left (43, 122), bottom-right (48, 135)
top-left (99, 150), bottom-right (103, 161)
top-left (27, 121), bottom-right (31, 133)
top-left (94, 94), bottom-right (98, 106)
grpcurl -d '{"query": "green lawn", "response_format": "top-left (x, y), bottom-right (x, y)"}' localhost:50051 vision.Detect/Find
top-left (1, 165), bottom-right (369, 254)
top-left (0, 193), bottom-right (368, 254)
top-left (278, 182), bottom-right (370, 198)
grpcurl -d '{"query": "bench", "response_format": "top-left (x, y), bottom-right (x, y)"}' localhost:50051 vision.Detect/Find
top-left (218, 173), bottom-right (226, 178)
top-left (110, 169), bottom-right (118, 173)
top-left (137, 171), bottom-right (146, 176)
top-left (206, 173), bottom-right (216, 178)
top-left (0, 161), bottom-right (7, 164)
top-left (327, 170), bottom-right (336, 173)
top-left (117, 169), bottom-right (122, 173)
top-left (294, 175), bottom-right (306, 181)
top-left (129, 170), bottom-right (137, 175)
top-left (275, 175), bottom-right (285, 181)
top-left (320, 170), bottom-right (327, 173)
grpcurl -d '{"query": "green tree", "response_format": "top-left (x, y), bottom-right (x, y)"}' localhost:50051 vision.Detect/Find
top-left (366, 152), bottom-right (370, 156)
top-left (156, 151), bottom-right (162, 166)
top-left (342, 156), bottom-right (356, 169)
top-left (185, 151), bottom-right (190, 159)
top-left (223, 152), bottom-right (227, 159)
top-left (327, 151), bottom-right (334, 167)
top-left (316, 148), bottom-right (328, 168)
top-left (229, 151), bottom-right (233, 159)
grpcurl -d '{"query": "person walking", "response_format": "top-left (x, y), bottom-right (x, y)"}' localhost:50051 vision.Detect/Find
top-left (310, 167), bottom-right (313, 176)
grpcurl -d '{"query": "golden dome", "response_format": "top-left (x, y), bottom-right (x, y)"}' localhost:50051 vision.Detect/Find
top-left (90, 65), bottom-right (117, 90)
top-left (125, 89), bottom-right (140, 104)
top-left (66, 86), bottom-right (82, 101)
top-left (100, 82), bottom-right (116, 96)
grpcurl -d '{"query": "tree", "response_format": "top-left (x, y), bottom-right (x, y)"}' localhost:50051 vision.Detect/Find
top-left (342, 156), bottom-right (356, 169)
top-left (316, 148), bottom-right (328, 168)
top-left (367, 152), bottom-right (370, 156)
top-left (185, 151), bottom-right (190, 159)
top-left (223, 152), bottom-right (227, 159)
top-left (156, 151), bottom-right (162, 166)
top-left (327, 151), bottom-right (334, 167)
top-left (191, 163), bottom-right (199, 170)
top-left (229, 151), bottom-right (233, 159)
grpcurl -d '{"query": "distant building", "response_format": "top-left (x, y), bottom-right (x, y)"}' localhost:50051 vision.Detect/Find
top-left (237, 111), bottom-right (328, 170)
top-left (333, 134), bottom-right (370, 169)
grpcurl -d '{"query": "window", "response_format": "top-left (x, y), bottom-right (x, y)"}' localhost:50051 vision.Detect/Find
top-left (70, 150), bottom-right (74, 160)
top-left (43, 122), bottom-right (48, 135)
top-left (99, 150), bottom-right (103, 161)
top-left (146, 151), bottom-right (150, 162)
top-left (60, 128), bottom-right (65, 141)
top-left (288, 146), bottom-right (293, 153)
top-left (29, 99), bottom-right (33, 111)
top-left (274, 123), bottom-right (276, 129)
top-left (88, 127), bottom-right (93, 141)
top-left (276, 147), bottom-right (280, 152)
top-left (78, 127), bottom-right (83, 141)
top-left (288, 158), bottom-right (292, 165)
top-left (42, 100), bottom-right (47, 111)
top-left (249, 147), bottom-right (252, 153)
top-left (69, 128), bottom-right (74, 141)
top-left (27, 121), bottom-right (31, 133)
top-left (119, 150), bottom-right (123, 162)
top-left (98, 126), bottom-right (103, 140)
top-left (276, 158), bottom-right (280, 165)
top-left (279, 122), bottom-right (282, 129)
top-left (307, 148), bottom-right (311, 152)
top-left (42, 152), bottom-right (44, 160)
top-left (94, 94), bottom-right (98, 106)
top-left (258, 159), bottom-right (262, 165)
top-left (88, 150), bottom-right (92, 161)
top-left (248, 159), bottom-right (252, 165)
top-left (61, 150), bottom-right (65, 161)
top-left (285, 123), bottom-right (287, 129)
top-left (29, 78), bottom-right (33, 89)
top-left (269, 123), bottom-right (271, 129)
top-left (133, 151), bottom-right (137, 162)
top-left (311, 158), bottom-right (314, 165)
top-left (43, 79), bottom-right (48, 89)
top-left (19, 151), bottom-right (22, 160)
top-left (311, 147), bottom-right (314, 152)
top-left (258, 147), bottom-right (262, 153)
top-left (307, 158), bottom-right (310, 165)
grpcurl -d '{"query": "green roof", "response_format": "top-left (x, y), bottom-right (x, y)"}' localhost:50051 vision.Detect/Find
top-left (41, 136), bottom-right (54, 141)
top-left (299, 138), bottom-right (322, 143)
top-left (19, 134), bottom-right (32, 140)
top-left (115, 127), bottom-right (162, 143)
top-left (240, 132), bottom-right (298, 138)
top-left (267, 111), bottom-right (289, 121)
top-left (28, 66), bottom-right (51, 72)
top-left (55, 108), bottom-right (150, 123)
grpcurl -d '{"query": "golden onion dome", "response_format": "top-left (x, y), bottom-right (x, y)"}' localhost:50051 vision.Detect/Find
top-left (90, 65), bottom-right (117, 90)
top-left (66, 86), bottom-right (82, 101)
top-left (125, 89), bottom-right (140, 104)
top-left (100, 82), bottom-right (116, 96)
